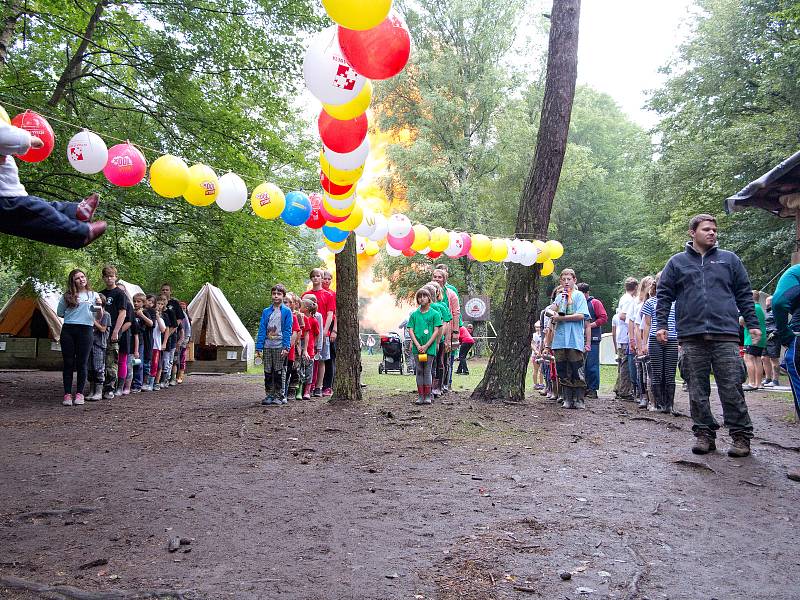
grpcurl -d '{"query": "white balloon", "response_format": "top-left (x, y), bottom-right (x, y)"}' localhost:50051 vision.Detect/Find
top-left (508, 239), bottom-right (523, 263)
top-left (323, 192), bottom-right (357, 211)
top-left (66, 130), bottom-right (108, 174)
top-left (368, 213), bottom-right (389, 241)
top-left (354, 209), bottom-right (376, 237)
top-left (303, 26), bottom-right (366, 105)
top-left (215, 172), bottom-right (248, 212)
top-left (322, 136), bottom-right (370, 171)
top-left (385, 244), bottom-right (402, 257)
top-left (387, 213), bottom-right (412, 238)
top-left (520, 241), bottom-right (537, 266)
top-left (329, 245), bottom-right (345, 254)
top-left (417, 246), bottom-right (430, 255)
top-left (504, 239), bottom-right (514, 262)
top-left (444, 231), bottom-right (460, 257)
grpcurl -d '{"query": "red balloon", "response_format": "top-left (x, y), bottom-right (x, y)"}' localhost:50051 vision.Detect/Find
top-left (427, 251), bottom-right (442, 259)
top-left (338, 12), bottom-right (411, 80)
top-left (318, 110), bottom-right (369, 154)
top-left (11, 111), bottom-right (55, 163)
top-left (305, 193), bottom-right (327, 229)
top-left (320, 171), bottom-right (354, 196)
top-left (402, 248), bottom-right (416, 257)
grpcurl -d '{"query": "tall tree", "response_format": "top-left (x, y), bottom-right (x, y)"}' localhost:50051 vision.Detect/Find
top-left (331, 237), bottom-right (362, 402)
top-left (472, 0), bottom-right (580, 402)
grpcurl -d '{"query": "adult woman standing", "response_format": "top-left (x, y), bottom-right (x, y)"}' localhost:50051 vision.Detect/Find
top-left (57, 269), bottom-right (101, 406)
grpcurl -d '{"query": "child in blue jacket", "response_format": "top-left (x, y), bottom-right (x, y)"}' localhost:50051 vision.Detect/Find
top-left (255, 284), bottom-right (293, 405)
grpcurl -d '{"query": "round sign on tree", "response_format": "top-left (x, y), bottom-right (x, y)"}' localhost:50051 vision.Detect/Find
top-left (464, 296), bottom-right (490, 322)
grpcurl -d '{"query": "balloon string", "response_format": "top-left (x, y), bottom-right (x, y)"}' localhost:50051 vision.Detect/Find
top-left (0, 99), bottom-right (555, 243)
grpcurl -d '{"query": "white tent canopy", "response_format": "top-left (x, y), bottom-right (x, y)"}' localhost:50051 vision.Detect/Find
top-left (116, 279), bottom-right (145, 302)
top-left (0, 279), bottom-right (63, 341)
top-left (188, 283), bottom-right (254, 366)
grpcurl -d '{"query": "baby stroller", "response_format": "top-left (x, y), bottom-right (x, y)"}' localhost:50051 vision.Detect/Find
top-left (378, 332), bottom-right (406, 374)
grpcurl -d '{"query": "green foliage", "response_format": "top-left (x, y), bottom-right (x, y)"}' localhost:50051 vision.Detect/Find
top-left (0, 0), bottom-right (323, 326)
top-left (645, 0), bottom-right (797, 287)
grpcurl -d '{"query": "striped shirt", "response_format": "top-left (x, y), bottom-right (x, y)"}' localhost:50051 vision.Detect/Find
top-left (641, 297), bottom-right (677, 339)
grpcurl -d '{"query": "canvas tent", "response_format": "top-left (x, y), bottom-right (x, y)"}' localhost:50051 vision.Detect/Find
top-left (116, 279), bottom-right (145, 302)
top-left (0, 279), bottom-right (64, 369)
top-left (187, 283), bottom-right (254, 373)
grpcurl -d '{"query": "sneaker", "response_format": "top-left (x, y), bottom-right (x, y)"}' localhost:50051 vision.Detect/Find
top-left (131, 387), bottom-right (141, 394)
top-left (103, 391), bottom-right (114, 400)
top-left (169, 378), bottom-right (177, 386)
top-left (62, 394), bottom-right (73, 406)
top-left (302, 394), bottom-right (311, 400)
top-left (153, 383), bottom-right (161, 390)
top-left (741, 384), bottom-right (758, 391)
top-left (562, 398), bottom-right (575, 409)
top-left (761, 378), bottom-right (771, 386)
top-left (728, 436), bottom-right (751, 458)
top-left (574, 398), bottom-right (585, 409)
top-left (262, 396), bottom-right (274, 405)
top-left (762, 380), bottom-right (775, 388)
top-left (87, 388), bottom-right (102, 401)
top-left (73, 393), bottom-right (85, 405)
top-left (585, 390), bottom-right (598, 399)
top-left (279, 397), bottom-right (288, 405)
top-left (423, 397), bottom-right (432, 405)
top-left (312, 388), bottom-right (322, 397)
top-left (414, 397), bottom-right (425, 405)
top-left (691, 434), bottom-right (716, 455)
top-left (322, 387), bottom-right (333, 397)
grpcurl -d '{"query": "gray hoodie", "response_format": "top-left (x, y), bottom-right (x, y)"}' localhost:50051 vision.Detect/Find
top-left (0, 121), bottom-right (32, 197)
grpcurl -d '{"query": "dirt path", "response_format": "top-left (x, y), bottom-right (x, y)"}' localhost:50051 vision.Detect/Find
top-left (0, 371), bottom-right (797, 599)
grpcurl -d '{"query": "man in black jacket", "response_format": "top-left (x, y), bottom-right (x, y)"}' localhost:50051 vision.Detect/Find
top-left (656, 214), bottom-right (761, 457)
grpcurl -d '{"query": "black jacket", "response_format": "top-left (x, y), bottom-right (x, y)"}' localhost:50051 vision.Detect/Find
top-left (656, 242), bottom-right (757, 340)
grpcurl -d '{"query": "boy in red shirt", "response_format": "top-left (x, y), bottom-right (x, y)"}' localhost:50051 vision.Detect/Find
top-left (299, 297), bottom-right (321, 399)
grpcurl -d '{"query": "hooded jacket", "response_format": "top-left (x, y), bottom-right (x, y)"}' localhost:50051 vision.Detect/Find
top-left (255, 303), bottom-right (293, 351)
top-left (656, 242), bottom-right (757, 340)
top-left (772, 263), bottom-right (800, 345)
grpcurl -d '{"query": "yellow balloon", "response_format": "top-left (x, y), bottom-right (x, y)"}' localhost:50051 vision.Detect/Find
top-left (490, 238), bottom-right (508, 262)
top-left (544, 240), bottom-right (564, 260)
top-left (540, 259), bottom-right (555, 276)
top-left (471, 234), bottom-right (492, 262)
top-left (0, 105), bottom-right (10, 125)
top-left (323, 192), bottom-right (357, 211)
top-left (333, 202), bottom-right (364, 231)
top-left (319, 150), bottom-right (364, 185)
top-left (250, 182), bottom-right (285, 219)
top-left (429, 227), bottom-right (449, 253)
top-left (365, 239), bottom-right (380, 256)
top-left (322, 196), bottom-right (355, 218)
top-left (321, 0), bottom-right (391, 31)
top-left (183, 164), bottom-right (219, 206)
top-left (324, 238), bottom-right (346, 250)
top-left (533, 240), bottom-right (549, 263)
top-left (322, 80), bottom-right (373, 120)
top-left (150, 154), bottom-right (189, 199)
top-left (410, 224), bottom-right (431, 251)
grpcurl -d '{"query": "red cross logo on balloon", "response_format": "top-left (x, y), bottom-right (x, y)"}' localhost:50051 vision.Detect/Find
top-left (69, 146), bottom-right (85, 162)
top-left (332, 64), bottom-right (357, 90)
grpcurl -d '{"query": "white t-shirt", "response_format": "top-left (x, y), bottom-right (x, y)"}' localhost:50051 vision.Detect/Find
top-left (616, 293), bottom-right (635, 346)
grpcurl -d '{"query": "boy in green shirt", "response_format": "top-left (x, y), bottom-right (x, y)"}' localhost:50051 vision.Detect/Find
top-left (741, 290), bottom-right (767, 390)
top-left (408, 287), bottom-right (443, 405)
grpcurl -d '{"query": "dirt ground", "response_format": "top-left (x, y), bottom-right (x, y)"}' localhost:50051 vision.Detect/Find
top-left (0, 370), bottom-right (798, 600)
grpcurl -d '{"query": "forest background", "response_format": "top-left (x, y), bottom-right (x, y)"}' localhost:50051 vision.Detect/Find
top-left (0, 0), bottom-right (796, 330)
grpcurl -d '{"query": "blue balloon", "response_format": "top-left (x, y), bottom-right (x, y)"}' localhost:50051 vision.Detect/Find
top-left (281, 191), bottom-right (312, 226)
top-left (322, 224), bottom-right (349, 243)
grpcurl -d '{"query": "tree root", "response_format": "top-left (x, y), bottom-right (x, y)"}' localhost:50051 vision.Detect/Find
top-left (0, 575), bottom-right (194, 599)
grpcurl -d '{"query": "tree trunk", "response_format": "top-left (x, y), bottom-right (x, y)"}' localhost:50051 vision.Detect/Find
top-left (471, 0), bottom-right (580, 403)
top-left (0, 0), bottom-right (24, 67)
top-left (47, 0), bottom-right (108, 107)
top-left (331, 235), bottom-right (362, 403)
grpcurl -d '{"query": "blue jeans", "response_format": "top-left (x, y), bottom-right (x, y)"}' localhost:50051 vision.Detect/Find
top-left (133, 355), bottom-right (144, 390)
top-left (785, 338), bottom-right (800, 419)
top-left (0, 195), bottom-right (89, 249)
top-left (585, 341), bottom-right (600, 391)
top-left (627, 348), bottom-right (638, 395)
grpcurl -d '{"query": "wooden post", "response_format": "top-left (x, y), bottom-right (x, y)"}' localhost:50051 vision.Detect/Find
top-left (794, 211), bottom-right (800, 266)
